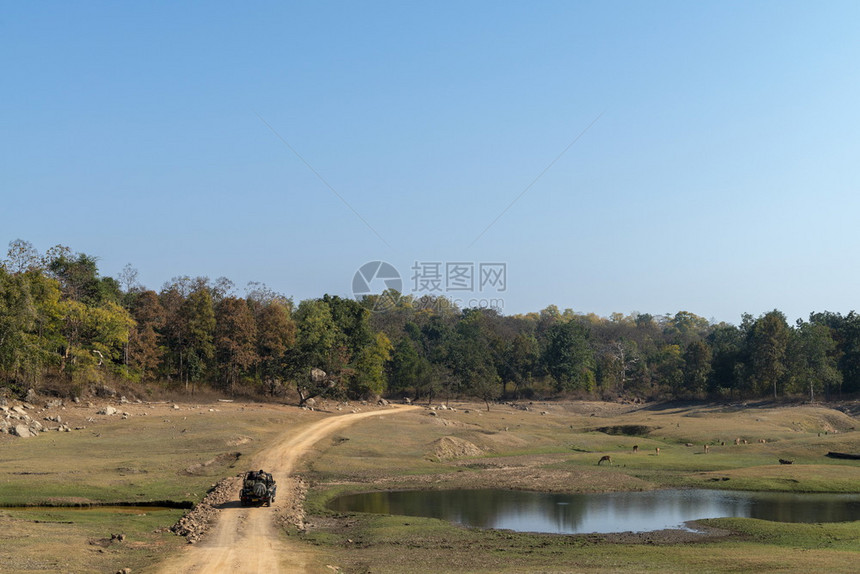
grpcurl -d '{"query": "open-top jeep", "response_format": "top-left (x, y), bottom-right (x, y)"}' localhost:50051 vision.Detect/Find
top-left (240, 469), bottom-right (277, 506)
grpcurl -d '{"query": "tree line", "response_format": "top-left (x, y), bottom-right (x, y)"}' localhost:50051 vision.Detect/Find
top-left (1, 240), bottom-right (857, 404)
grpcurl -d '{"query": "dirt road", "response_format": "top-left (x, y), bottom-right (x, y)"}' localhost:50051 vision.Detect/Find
top-left (153, 405), bottom-right (419, 574)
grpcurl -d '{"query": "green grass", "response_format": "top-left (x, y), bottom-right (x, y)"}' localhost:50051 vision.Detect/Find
top-left (300, 401), bottom-right (860, 573)
top-left (0, 403), bottom-right (316, 506)
top-left (0, 507), bottom-right (187, 574)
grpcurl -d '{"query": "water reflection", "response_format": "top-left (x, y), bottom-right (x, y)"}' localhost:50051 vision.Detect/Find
top-left (327, 489), bottom-right (860, 534)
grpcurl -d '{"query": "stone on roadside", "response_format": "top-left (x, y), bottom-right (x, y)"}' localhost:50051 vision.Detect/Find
top-left (99, 406), bottom-right (118, 416)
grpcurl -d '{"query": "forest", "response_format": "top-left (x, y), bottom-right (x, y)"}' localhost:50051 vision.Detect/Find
top-left (1, 240), bottom-right (857, 405)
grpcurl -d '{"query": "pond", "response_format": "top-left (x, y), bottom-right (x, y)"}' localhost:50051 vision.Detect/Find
top-left (327, 489), bottom-right (860, 534)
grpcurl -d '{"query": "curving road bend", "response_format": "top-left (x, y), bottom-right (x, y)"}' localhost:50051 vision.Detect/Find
top-left (154, 405), bottom-right (419, 573)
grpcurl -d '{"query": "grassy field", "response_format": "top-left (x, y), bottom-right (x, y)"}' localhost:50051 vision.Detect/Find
top-left (300, 400), bottom-right (860, 574)
top-left (0, 399), bottom-right (323, 573)
top-left (1, 398), bottom-right (858, 573)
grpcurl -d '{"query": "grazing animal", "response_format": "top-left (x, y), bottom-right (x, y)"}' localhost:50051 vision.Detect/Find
top-left (703, 444), bottom-right (710, 454)
top-left (759, 438), bottom-right (767, 444)
top-left (655, 447), bottom-right (660, 455)
top-left (598, 455), bottom-right (612, 466)
top-left (734, 438), bottom-right (741, 445)
top-left (632, 445), bottom-right (639, 453)
top-left (779, 459), bottom-right (793, 465)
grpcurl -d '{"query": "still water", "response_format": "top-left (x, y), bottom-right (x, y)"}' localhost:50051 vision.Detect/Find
top-left (328, 489), bottom-right (860, 534)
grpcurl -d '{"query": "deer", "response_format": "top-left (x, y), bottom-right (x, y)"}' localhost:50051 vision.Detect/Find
top-left (655, 447), bottom-right (660, 455)
top-left (632, 445), bottom-right (639, 453)
top-left (598, 455), bottom-right (612, 466)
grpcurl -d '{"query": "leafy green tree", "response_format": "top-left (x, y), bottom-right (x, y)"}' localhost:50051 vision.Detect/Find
top-left (0, 268), bottom-right (37, 385)
top-left (706, 323), bottom-right (744, 397)
top-left (47, 250), bottom-right (121, 305)
top-left (388, 336), bottom-right (425, 396)
top-left (654, 344), bottom-right (684, 397)
top-left (664, 311), bottom-right (711, 347)
top-left (809, 311), bottom-right (860, 396)
top-left (748, 310), bottom-right (791, 399)
top-left (351, 331), bottom-right (393, 397)
top-left (682, 340), bottom-right (712, 398)
top-left (180, 286), bottom-right (216, 392)
top-left (253, 298), bottom-right (296, 394)
top-left (790, 321), bottom-right (841, 401)
top-left (542, 320), bottom-right (595, 392)
top-left (504, 333), bottom-right (540, 398)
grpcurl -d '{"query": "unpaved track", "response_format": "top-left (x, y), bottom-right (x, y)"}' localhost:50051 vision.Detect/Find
top-left (154, 405), bottom-right (419, 574)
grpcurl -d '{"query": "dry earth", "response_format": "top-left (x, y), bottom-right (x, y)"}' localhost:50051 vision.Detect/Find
top-left (151, 404), bottom-right (420, 573)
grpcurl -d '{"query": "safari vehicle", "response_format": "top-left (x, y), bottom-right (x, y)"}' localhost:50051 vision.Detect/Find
top-left (240, 469), bottom-right (277, 506)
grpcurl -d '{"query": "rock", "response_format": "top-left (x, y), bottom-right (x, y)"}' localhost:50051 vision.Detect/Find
top-left (305, 398), bottom-right (316, 408)
top-left (310, 368), bottom-right (327, 382)
top-left (25, 388), bottom-right (38, 403)
top-left (172, 404), bottom-right (180, 410)
top-left (44, 399), bottom-right (63, 409)
top-left (99, 406), bottom-right (117, 416)
top-left (12, 425), bottom-right (37, 438)
top-left (12, 406), bottom-right (27, 416)
top-left (428, 411), bottom-right (438, 417)
top-left (378, 398), bottom-right (389, 406)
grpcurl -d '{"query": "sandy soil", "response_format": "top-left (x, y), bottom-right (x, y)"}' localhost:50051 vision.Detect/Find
top-left (152, 404), bottom-right (419, 573)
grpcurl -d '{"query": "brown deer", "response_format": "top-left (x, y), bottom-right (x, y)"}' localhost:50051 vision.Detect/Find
top-left (655, 447), bottom-right (660, 455)
top-left (632, 445), bottom-right (639, 453)
top-left (598, 455), bottom-right (612, 466)
top-left (703, 444), bottom-right (710, 454)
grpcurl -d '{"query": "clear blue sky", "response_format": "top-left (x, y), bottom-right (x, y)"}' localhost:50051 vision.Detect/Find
top-left (3, 1), bottom-right (859, 324)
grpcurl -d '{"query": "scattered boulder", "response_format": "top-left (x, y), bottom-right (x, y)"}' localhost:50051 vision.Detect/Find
top-left (310, 368), bottom-right (327, 382)
top-left (98, 406), bottom-right (118, 416)
top-left (12, 425), bottom-right (37, 438)
top-left (25, 388), bottom-right (38, 403)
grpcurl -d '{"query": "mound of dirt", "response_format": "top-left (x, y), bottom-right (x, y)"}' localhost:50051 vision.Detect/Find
top-left (182, 452), bottom-right (242, 476)
top-left (429, 436), bottom-right (483, 460)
